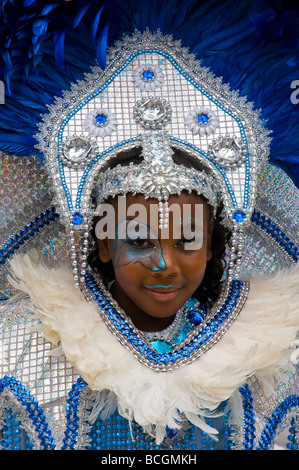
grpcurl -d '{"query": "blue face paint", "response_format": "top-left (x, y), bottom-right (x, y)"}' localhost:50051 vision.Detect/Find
top-left (151, 249), bottom-right (166, 272)
top-left (144, 284), bottom-right (172, 288)
top-left (112, 219), bottom-right (167, 272)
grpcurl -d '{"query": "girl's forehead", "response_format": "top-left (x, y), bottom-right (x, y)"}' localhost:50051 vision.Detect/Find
top-left (108, 193), bottom-right (208, 232)
top-left (111, 193), bottom-right (207, 237)
top-left (110, 192), bottom-right (208, 211)
top-left (126, 192), bottom-right (207, 206)
top-left (111, 193), bottom-right (206, 217)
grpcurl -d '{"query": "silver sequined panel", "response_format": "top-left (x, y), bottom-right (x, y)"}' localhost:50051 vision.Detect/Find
top-left (237, 164), bottom-right (299, 279)
top-left (0, 154), bottom-right (78, 299)
top-left (0, 154), bottom-right (49, 229)
top-left (0, 296), bottom-right (79, 448)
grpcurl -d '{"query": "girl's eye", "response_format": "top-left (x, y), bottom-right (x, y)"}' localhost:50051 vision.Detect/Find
top-left (127, 238), bottom-right (153, 248)
top-left (176, 237), bottom-right (194, 246)
top-left (176, 237), bottom-right (202, 250)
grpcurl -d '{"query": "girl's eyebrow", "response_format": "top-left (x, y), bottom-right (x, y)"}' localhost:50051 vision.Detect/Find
top-left (179, 220), bottom-right (204, 231)
top-left (121, 217), bottom-right (159, 239)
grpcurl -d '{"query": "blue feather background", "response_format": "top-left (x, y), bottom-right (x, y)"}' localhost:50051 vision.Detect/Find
top-left (0, 0), bottom-right (298, 186)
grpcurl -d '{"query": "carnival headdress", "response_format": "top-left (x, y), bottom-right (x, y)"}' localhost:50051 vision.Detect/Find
top-left (33, 29), bottom-right (272, 285)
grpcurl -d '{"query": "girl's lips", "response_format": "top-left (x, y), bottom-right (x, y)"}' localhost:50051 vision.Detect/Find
top-left (143, 285), bottom-right (182, 301)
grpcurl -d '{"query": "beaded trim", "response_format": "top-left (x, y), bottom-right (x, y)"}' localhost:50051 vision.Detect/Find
top-left (0, 407), bottom-right (30, 449)
top-left (0, 376), bottom-right (55, 450)
top-left (239, 384), bottom-right (299, 450)
top-left (257, 395), bottom-right (299, 450)
top-left (62, 377), bottom-right (88, 450)
top-left (0, 207), bottom-right (59, 268)
top-left (239, 384), bottom-right (255, 450)
top-left (251, 209), bottom-right (299, 263)
top-left (83, 272), bottom-right (250, 372)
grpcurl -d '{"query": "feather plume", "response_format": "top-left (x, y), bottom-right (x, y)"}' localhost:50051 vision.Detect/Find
top-left (89, 389), bottom-right (118, 423)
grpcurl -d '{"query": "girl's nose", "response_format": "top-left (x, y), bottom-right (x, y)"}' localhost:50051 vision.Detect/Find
top-left (151, 244), bottom-right (179, 275)
top-left (151, 248), bottom-right (166, 272)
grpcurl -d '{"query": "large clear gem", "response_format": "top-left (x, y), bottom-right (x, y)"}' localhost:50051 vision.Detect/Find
top-left (213, 137), bottom-right (240, 163)
top-left (63, 137), bottom-right (92, 163)
top-left (155, 173), bottom-right (166, 184)
top-left (138, 98), bottom-right (166, 123)
top-left (134, 98), bottom-right (171, 130)
top-left (216, 147), bottom-right (237, 162)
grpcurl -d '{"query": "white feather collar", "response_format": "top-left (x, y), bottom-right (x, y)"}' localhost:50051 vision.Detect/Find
top-left (8, 250), bottom-right (299, 439)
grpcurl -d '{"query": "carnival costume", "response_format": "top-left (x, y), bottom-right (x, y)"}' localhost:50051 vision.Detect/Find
top-left (0, 1), bottom-right (298, 451)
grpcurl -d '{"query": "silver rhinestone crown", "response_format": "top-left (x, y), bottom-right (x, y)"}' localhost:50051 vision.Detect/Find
top-left (95, 132), bottom-right (219, 213)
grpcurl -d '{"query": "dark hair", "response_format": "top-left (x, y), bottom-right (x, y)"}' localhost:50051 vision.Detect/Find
top-left (88, 147), bottom-right (231, 305)
top-left (193, 200), bottom-right (230, 304)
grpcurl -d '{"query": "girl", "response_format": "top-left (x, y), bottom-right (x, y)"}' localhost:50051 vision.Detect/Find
top-left (0, 11), bottom-right (298, 451)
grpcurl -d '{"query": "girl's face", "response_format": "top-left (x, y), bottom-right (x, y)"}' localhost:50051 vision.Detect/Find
top-left (97, 192), bottom-right (213, 332)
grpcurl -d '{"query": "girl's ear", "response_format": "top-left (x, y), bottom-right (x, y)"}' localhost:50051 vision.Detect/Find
top-left (97, 238), bottom-right (112, 263)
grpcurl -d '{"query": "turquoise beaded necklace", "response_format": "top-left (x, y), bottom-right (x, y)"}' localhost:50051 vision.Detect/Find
top-left (141, 297), bottom-right (208, 354)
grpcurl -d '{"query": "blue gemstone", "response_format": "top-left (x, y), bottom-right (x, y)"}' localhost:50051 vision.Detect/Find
top-left (187, 297), bottom-right (197, 308)
top-left (175, 330), bottom-right (188, 344)
top-left (233, 210), bottom-right (246, 223)
top-left (95, 113), bottom-right (108, 126)
top-left (150, 340), bottom-right (173, 353)
top-left (197, 113), bottom-right (209, 123)
top-left (72, 212), bottom-right (83, 225)
top-left (142, 70), bottom-right (154, 80)
top-left (187, 310), bottom-right (204, 326)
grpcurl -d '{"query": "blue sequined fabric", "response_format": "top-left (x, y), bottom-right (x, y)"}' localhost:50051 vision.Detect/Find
top-left (1, 374), bottom-right (298, 450)
top-left (86, 412), bottom-right (231, 450)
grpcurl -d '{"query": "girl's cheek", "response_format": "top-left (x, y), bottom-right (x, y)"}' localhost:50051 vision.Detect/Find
top-left (111, 240), bottom-right (152, 268)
